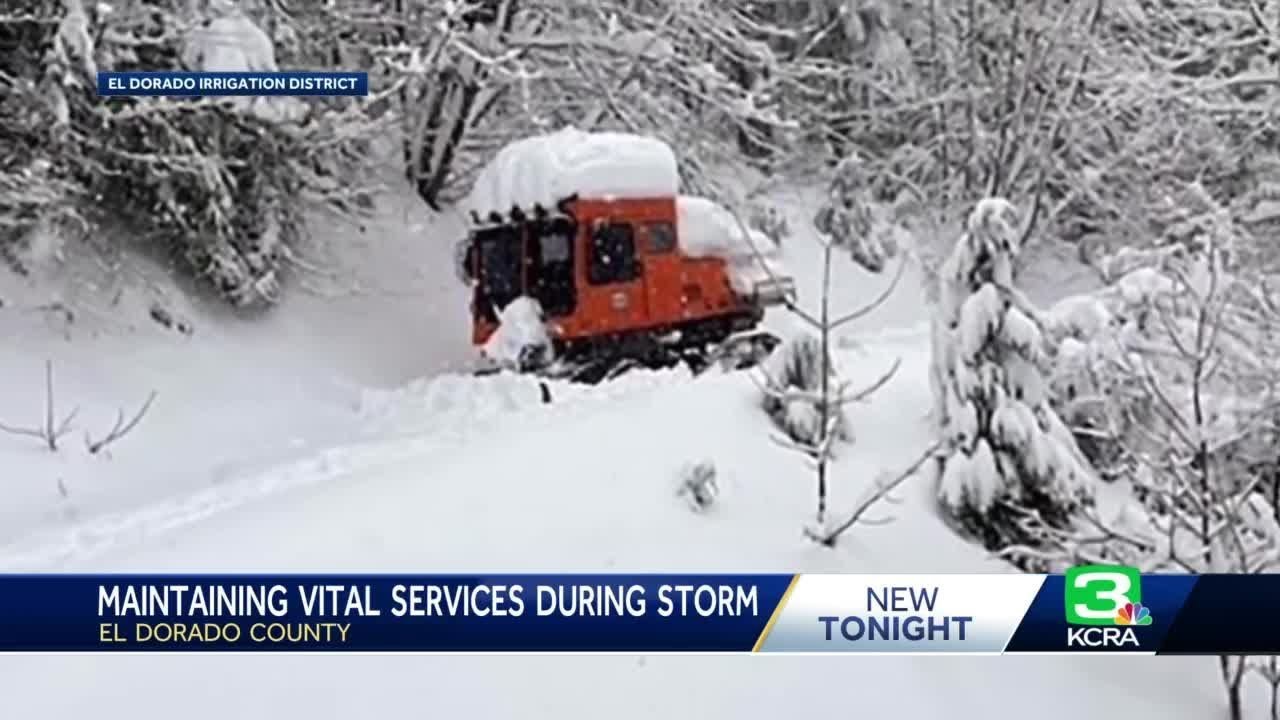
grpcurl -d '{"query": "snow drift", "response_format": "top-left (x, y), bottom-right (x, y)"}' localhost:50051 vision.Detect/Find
top-left (464, 127), bottom-right (679, 215)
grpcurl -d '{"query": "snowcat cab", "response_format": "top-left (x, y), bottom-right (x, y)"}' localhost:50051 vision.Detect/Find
top-left (458, 129), bottom-right (795, 383)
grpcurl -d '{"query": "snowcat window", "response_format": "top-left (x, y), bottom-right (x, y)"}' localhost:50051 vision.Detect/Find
top-left (588, 222), bottom-right (639, 285)
top-left (530, 220), bottom-right (577, 318)
top-left (477, 226), bottom-right (522, 310)
top-left (646, 222), bottom-right (676, 253)
top-left (539, 230), bottom-right (571, 263)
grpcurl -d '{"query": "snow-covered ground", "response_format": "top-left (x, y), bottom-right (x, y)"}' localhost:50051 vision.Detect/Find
top-left (0, 185), bottom-right (1242, 718)
top-left (0, 182), bottom-right (470, 544)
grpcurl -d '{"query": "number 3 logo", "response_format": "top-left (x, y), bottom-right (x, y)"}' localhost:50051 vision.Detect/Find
top-left (1064, 565), bottom-right (1142, 626)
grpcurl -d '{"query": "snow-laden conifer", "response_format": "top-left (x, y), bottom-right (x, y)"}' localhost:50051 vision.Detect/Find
top-left (931, 198), bottom-right (1094, 558)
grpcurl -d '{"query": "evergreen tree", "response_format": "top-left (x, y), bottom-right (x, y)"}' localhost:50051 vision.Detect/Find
top-left (931, 198), bottom-right (1094, 563)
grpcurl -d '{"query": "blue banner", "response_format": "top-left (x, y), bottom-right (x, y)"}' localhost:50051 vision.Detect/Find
top-left (1, 570), bottom-right (1275, 653)
top-left (96, 71), bottom-right (368, 97)
top-left (0, 574), bottom-right (792, 652)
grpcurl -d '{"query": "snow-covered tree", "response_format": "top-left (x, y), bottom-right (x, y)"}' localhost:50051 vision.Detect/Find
top-left (931, 198), bottom-right (1095, 562)
top-left (747, 171), bottom-right (903, 528)
top-left (0, 0), bottom-right (378, 307)
top-left (814, 155), bottom-right (879, 271)
top-left (0, 1), bottom-right (93, 271)
top-left (359, 0), bottom-right (897, 207)
top-left (812, 153), bottom-right (916, 274)
top-left (1020, 237), bottom-right (1280, 720)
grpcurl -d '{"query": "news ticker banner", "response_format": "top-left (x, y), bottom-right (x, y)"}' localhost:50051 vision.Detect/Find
top-left (97, 71), bottom-right (368, 97)
top-left (0, 568), bottom-right (1268, 653)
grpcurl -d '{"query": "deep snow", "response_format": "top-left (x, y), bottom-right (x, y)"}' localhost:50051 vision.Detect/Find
top-left (0, 184), bottom-right (1246, 719)
top-left (0, 181), bottom-right (471, 544)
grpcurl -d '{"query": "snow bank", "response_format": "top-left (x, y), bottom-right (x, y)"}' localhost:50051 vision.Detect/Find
top-left (677, 195), bottom-right (791, 298)
top-left (464, 128), bottom-right (679, 215)
top-left (356, 365), bottom-right (689, 439)
top-left (358, 373), bottom-right (554, 439)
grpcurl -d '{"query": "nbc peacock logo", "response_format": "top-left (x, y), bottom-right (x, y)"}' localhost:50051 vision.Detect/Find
top-left (1114, 601), bottom-right (1153, 626)
top-left (1064, 565), bottom-right (1152, 648)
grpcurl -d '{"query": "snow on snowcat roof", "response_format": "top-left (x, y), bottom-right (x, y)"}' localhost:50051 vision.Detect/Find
top-left (463, 127), bottom-right (679, 220)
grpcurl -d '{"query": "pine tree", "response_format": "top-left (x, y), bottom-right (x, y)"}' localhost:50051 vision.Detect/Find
top-left (931, 198), bottom-right (1094, 563)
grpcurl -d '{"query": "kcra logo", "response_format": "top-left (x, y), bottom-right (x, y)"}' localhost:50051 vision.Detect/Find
top-left (1063, 565), bottom-right (1152, 649)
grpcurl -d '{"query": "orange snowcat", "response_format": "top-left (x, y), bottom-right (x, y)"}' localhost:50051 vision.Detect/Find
top-left (457, 130), bottom-right (795, 384)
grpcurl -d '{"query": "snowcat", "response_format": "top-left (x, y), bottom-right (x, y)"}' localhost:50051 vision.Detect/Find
top-left (456, 129), bottom-right (796, 383)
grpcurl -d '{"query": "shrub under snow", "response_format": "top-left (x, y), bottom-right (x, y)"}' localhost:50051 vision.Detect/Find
top-left (1044, 243), bottom-right (1280, 527)
top-left (1040, 258), bottom-right (1185, 482)
top-left (930, 198), bottom-right (1095, 563)
top-left (758, 333), bottom-right (850, 450)
top-left (677, 460), bottom-right (720, 512)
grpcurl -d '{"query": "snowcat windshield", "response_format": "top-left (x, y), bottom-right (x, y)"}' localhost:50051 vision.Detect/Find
top-left (529, 218), bottom-right (577, 318)
top-left (476, 226), bottom-right (523, 312)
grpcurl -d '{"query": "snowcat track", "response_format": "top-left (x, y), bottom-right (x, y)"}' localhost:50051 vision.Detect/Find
top-left (473, 310), bottom-right (782, 385)
top-left (524, 329), bottom-right (782, 385)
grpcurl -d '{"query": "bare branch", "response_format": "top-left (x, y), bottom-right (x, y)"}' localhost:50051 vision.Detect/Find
top-left (838, 358), bottom-right (902, 406)
top-left (806, 442), bottom-right (941, 547)
top-left (0, 360), bottom-right (79, 452)
top-left (85, 391), bottom-right (157, 455)
top-left (0, 421), bottom-right (49, 442)
top-left (829, 257), bottom-right (907, 330)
